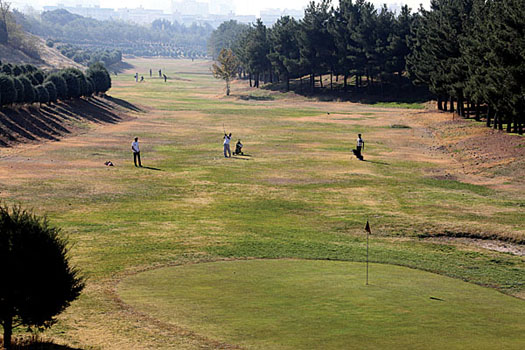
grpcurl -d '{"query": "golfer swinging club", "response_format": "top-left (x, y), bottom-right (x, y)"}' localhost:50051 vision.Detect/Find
top-left (223, 132), bottom-right (232, 158)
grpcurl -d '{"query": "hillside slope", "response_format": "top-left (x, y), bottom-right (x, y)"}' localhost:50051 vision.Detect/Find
top-left (0, 34), bottom-right (82, 69)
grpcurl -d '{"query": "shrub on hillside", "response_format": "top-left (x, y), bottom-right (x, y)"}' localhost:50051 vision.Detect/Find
top-left (0, 74), bottom-right (17, 106)
top-left (12, 65), bottom-right (24, 76)
top-left (60, 70), bottom-right (80, 99)
top-left (44, 73), bottom-right (67, 100)
top-left (23, 63), bottom-right (37, 73)
top-left (32, 70), bottom-right (44, 85)
top-left (64, 68), bottom-right (89, 98)
top-left (35, 84), bottom-right (49, 105)
top-left (87, 62), bottom-right (111, 94)
top-left (13, 77), bottom-right (24, 103)
top-left (44, 81), bottom-right (57, 104)
top-left (18, 75), bottom-right (35, 103)
top-left (86, 77), bottom-right (95, 97)
top-left (1, 64), bottom-right (12, 75)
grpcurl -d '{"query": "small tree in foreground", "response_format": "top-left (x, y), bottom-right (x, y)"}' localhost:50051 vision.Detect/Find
top-left (0, 204), bottom-right (84, 350)
top-left (211, 48), bottom-right (239, 96)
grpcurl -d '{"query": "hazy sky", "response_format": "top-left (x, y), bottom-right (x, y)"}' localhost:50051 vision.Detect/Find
top-left (19, 1), bottom-right (431, 15)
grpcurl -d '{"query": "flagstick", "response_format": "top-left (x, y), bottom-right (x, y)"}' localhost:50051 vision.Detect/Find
top-left (366, 228), bottom-right (369, 286)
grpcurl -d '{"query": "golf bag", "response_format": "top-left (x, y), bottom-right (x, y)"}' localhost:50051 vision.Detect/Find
top-left (234, 141), bottom-right (243, 155)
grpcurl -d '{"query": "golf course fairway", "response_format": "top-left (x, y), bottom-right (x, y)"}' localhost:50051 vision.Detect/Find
top-left (118, 259), bottom-right (525, 350)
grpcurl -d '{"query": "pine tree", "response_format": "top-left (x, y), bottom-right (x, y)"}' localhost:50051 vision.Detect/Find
top-left (268, 16), bottom-right (300, 91)
top-left (298, 0), bottom-right (335, 92)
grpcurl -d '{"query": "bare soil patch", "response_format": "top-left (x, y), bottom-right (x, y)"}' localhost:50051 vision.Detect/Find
top-left (427, 236), bottom-right (525, 256)
top-left (408, 111), bottom-right (525, 187)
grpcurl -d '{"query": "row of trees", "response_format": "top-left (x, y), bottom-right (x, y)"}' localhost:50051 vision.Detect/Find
top-left (209, 0), bottom-right (524, 134)
top-left (209, 1), bottom-right (415, 92)
top-left (407, 0), bottom-right (524, 134)
top-left (51, 42), bottom-right (122, 67)
top-left (0, 60), bottom-right (111, 108)
top-left (14, 9), bottom-right (213, 58)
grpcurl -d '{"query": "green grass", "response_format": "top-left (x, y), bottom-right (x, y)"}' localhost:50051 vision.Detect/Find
top-left (119, 260), bottom-right (525, 350)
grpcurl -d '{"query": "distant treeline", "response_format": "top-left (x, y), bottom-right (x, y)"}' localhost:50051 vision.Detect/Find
top-left (13, 9), bottom-right (213, 58)
top-left (209, 0), bottom-right (524, 134)
top-left (0, 60), bottom-right (111, 108)
top-left (47, 41), bottom-right (122, 67)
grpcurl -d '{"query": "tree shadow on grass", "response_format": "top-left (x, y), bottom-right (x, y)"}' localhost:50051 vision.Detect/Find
top-left (260, 78), bottom-right (431, 105)
top-left (100, 96), bottom-right (143, 113)
top-left (0, 96), bottom-right (132, 147)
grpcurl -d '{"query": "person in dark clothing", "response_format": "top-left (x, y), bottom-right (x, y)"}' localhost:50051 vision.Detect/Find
top-left (163, 74), bottom-right (167, 82)
top-left (234, 139), bottom-right (243, 155)
top-left (353, 134), bottom-right (365, 160)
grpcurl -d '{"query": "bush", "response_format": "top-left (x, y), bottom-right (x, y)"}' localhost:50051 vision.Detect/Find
top-left (44, 81), bottom-right (57, 103)
top-left (12, 65), bottom-right (23, 76)
top-left (86, 62), bottom-right (111, 94)
top-left (19, 75), bottom-right (35, 103)
top-left (35, 84), bottom-right (49, 104)
top-left (0, 74), bottom-right (17, 106)
top-left (13, 77), bottom-right (25, 104)
top-left (1, 64), bottom-right (13, 75)
top-left (23, 64), bottom-right (37, 73)
top-left (60, 71), bottom-right (80, 99)
top-left (32, 70), bottom-right (45, 85)
top-left (63, 68), bottom-right (88, 98)
top-left (46, 38), bottom-right (54, 47)
top-left (86, 76), bottom-right (95, 96)
top-left (44, 73), bottom-right (67, 100)
top-left (0, 204), bottom-right (84, 349)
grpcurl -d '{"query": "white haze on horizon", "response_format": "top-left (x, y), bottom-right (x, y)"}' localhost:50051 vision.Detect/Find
top-left (20, 0), bottom-right (431, 15)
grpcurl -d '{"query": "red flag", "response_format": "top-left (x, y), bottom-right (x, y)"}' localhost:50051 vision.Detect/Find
top-left (365, 220), bottom-right (371, 234)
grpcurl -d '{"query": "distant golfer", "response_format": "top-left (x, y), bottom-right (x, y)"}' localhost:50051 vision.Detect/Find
top-left (353, 134), bottom-right (365, 160)
top-left (223, 133), bottom-right (232, 158)
top-left (159, 69), bottom-right (162, 78)
top-left (140, 76), bottom-right (144, 82)
top-left (149, 69), bottom-right (152, 77)
top-left (132, 137), bottom-right (142, 167)
top-left (163, 74), bottom-right (167, 82)
top-left (134, 73), bottom-right (138, 82)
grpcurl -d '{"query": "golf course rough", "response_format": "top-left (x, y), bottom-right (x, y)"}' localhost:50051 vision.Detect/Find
top-left (118, 259), bottom-right (525, 350)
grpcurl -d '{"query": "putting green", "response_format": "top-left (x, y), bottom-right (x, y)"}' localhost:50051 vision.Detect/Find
top-left (118, 260), bottom-right (524, 350)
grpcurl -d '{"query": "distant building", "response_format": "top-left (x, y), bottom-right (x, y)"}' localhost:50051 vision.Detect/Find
top-left (117, 7), bottom-right (170, 24)
top-left (260, 8), bottom-right (304, 25)
top-left (171, 0), bottom-right (209, 16)
top-left (209, 0), bottom-right (234, 16)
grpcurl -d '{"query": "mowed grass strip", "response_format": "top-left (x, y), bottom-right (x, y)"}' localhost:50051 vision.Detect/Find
top-left (118, 259), bottom-right (525, 350)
